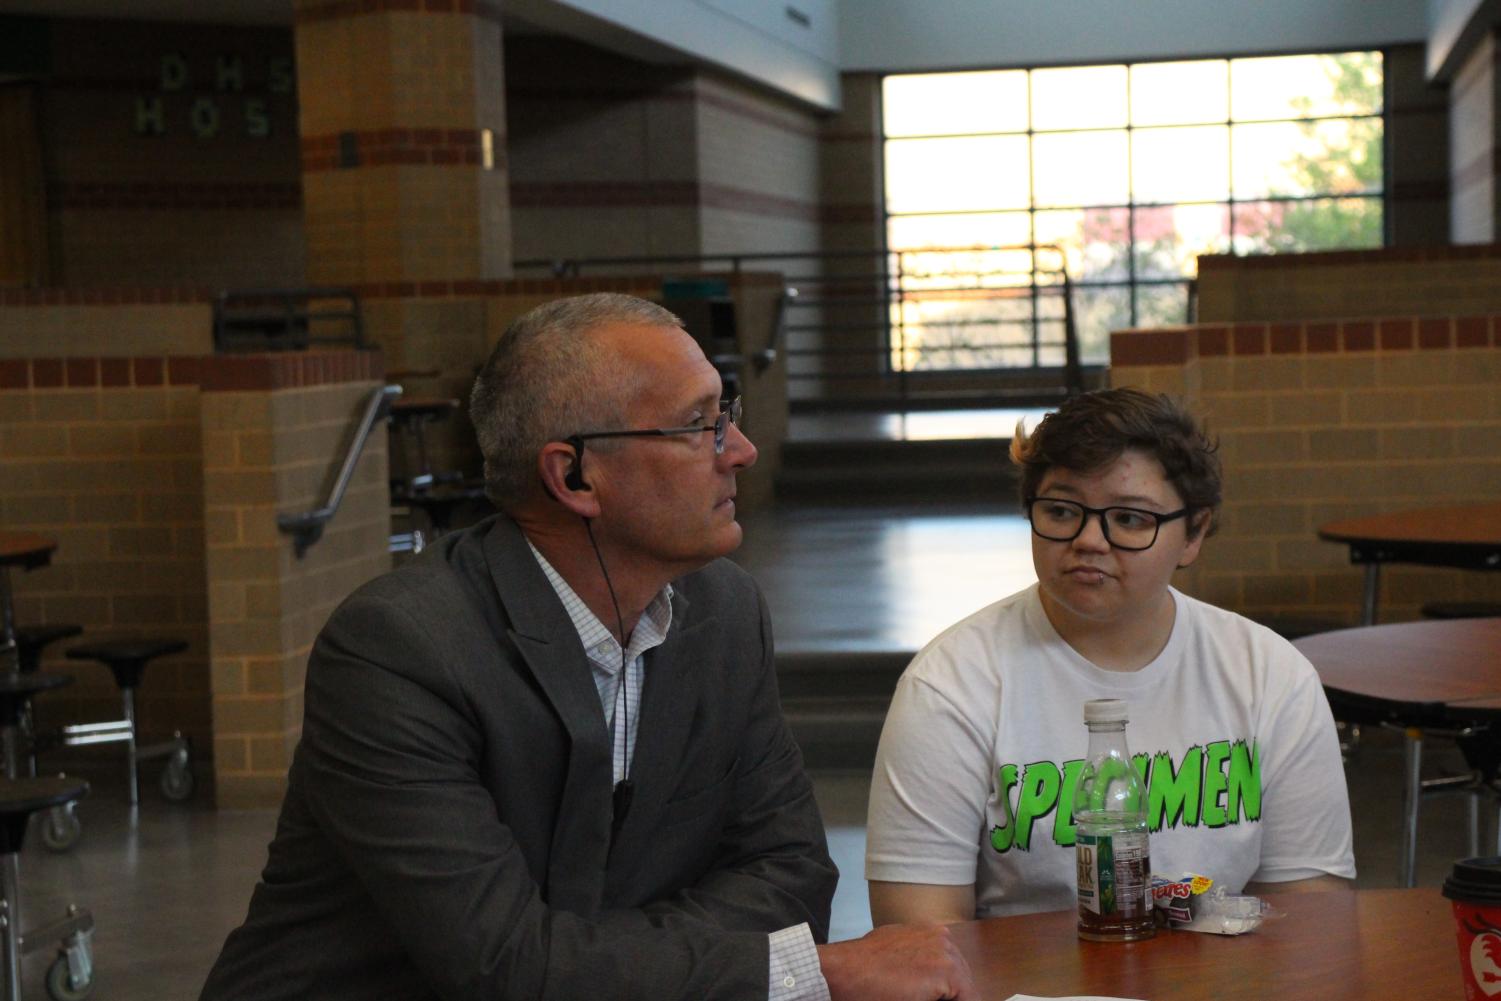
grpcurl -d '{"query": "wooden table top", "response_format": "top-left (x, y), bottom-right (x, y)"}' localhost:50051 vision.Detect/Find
top-left (0, 532), bottom-right (56, 571)
top-left (1294, 619), bottom-right (1501, 713)
top-left (1319, 502), bottom-right (1501, 548)
top-left (949, 888), bottom-right (1455, 1001)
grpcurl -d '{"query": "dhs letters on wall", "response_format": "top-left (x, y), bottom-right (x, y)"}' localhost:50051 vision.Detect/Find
top-left (134, 52), bottom-right (293, 139)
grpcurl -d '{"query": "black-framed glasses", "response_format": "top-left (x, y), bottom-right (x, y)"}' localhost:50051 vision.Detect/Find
top-left (568, 397), bottom-right (742, 456)
top-left (1026, 496), bottom-right (1190, 552)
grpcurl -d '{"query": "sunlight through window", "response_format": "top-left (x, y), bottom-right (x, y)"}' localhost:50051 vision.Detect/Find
top-left (882, 52), bottom-right (1384, 369)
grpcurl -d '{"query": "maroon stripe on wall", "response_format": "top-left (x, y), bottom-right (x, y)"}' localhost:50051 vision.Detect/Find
top-left (0, 271), bottom-right (788, 310)
top-left (508, 179), bottom-right (698, 208)
top-left (1110, 315), bottom-right (1501, 366)
top-left (1199, 244), bottom-right (1501, 271)
top-left (50, 182), bottom-right (301, 212)
top-left (0, 287), bottom-right (217, 306)
top-left (508, 83), bottom-right (821, 143)
top-left (696, 87), bottom-right (820, 140)
top-left (509, 179), bottom-right (820, 223)
top-left (0, 351), bottom-right (381, 392)
top-left (295, 0), bottom-right (502, 24)
top-left (300, 128), bottom-right (501, 172)
top-left (700, 183), bottom-right (818, 222)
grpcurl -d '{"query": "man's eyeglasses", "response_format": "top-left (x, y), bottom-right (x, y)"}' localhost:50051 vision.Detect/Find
top-left (568, 397), bottom-right (743, 456)
top-left (1026, 496), bottom-right (1190, 552)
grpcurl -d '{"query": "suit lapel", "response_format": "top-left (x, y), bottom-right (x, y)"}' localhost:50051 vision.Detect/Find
top-left (610, 587), bottom-right (713, 859)
top-left (482, 517), bottom-right (613, 913)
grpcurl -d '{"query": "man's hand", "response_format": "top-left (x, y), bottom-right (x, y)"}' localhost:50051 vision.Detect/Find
top-left (816, 924), bottom-right (976, 1001)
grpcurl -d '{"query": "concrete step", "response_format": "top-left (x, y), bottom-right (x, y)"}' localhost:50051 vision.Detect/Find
top-left (783, 696), bottom-right (892, 772)
top-left (776, 649), bottom-right (911, 700)
top-left (778, 649), bottom-right (914, 770)
top-left (775, 437), bottom-right (1018, 502)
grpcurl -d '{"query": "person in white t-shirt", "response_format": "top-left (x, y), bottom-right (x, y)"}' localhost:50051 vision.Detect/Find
top-left (865, 387), bottom-right (1355, 924)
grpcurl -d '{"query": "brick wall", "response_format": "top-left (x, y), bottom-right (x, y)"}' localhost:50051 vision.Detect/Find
top-left (1197, 244), bottom-right (1501, 323)
top-left (506, 37), bottom-right (825, 263)
top-left (0, 350), bottom-right (388, 808)
top-left (0, 296), bottom-right (212, 358)
top-left (1111, 316), bottom-right (1501, 625)
top-left (695, 74), bottom-right (822, 257)
top-left (202, 353), bottom-right (390, 808)
top-left (506, 37), bottom-right (700, 261)
top-left (37, 18), bottom-right (305, 287)
top-left (804, 72), bottom-right (888, 402)
top-left (295, 1), bottom-right (509, 286)
top-left (1, 356), bottom-right (210, 765)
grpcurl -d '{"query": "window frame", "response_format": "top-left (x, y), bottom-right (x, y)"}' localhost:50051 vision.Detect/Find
top-left (881, 50), bottom-right (1387, 367)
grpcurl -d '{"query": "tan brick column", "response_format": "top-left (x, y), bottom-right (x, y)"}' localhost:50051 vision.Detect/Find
top-left (294, 0), bottom-right (510, 284)
top-left (201, 351), bottom-right (390, 808)
top-left (815, 72), bottom-right (887, 400)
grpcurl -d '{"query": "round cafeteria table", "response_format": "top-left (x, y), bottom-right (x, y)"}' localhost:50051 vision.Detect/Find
top-left (1296, 618), bottom-right (1501, 887)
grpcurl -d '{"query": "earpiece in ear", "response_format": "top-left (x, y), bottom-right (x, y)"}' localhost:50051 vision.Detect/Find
top-left (564, 437), bottom-right (590, 492)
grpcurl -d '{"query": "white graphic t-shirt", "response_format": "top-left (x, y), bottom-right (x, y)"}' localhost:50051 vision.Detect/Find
top-left (865, 585), bottom-right (1355, 918)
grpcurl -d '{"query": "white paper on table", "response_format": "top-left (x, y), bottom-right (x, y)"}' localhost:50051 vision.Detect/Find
top-left (1004, 995), bottom-right (1148, 1001)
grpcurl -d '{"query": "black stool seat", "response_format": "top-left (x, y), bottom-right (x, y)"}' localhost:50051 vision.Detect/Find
top-left (67, 638), bottom-right (187, 689)
top-left (1422, 602), bottom-right (1501, 620)
top-left (14, 624), bottom-right (83, 674)
top-left (0, 674), bottom-right (72, 729)
top-left (0, 776), bottom-right (88, 853)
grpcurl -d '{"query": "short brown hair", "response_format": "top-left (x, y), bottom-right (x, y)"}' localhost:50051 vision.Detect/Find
top-left (1010, 388), bottom-right (1221, 539)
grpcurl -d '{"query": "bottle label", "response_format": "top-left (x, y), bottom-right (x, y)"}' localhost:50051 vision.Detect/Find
top-left (1077, 829), bottom-right (1149, 916)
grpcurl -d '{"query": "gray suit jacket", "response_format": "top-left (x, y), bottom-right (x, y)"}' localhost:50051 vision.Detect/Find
top-left (200, 514), bottom-right (835, 1000)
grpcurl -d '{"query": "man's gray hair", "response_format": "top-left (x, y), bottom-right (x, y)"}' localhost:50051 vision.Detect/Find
top-left (469, 293), bottom-right (683, 510)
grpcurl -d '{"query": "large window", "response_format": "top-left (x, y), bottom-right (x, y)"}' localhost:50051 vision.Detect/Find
top-left (883, 52), bottom-right (1384, 365)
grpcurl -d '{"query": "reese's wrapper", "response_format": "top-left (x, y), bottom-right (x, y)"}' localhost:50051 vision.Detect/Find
top-left (1150, 873), bottom-right (1214, 925)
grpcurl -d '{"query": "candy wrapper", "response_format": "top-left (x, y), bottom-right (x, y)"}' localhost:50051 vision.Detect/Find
top-left (1150, 873), bottom-right (1279, 935)
top-left (1150, 873), bottom-right (1214, 925)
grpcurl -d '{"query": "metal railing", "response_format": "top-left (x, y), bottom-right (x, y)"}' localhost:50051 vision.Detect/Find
top-left (277, 384), bottom-right (401, 558)
top-left (514, 245), bottom-right (1083, 409)
top-left (213, 287), bottom-right (365, 353)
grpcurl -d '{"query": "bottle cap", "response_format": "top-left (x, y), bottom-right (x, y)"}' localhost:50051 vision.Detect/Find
top-left (1084, 698), bottom-right (1129, 724)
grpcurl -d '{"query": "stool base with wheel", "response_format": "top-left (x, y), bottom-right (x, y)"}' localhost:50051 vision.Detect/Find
top-left (0, 675), bottom-right (80, 855)
top-left (0, 776), bottom-right (94, 1000)
top-left (11, 627), bottom-right (83, 780)
top-left (61, 640), bottom-right (193, 806)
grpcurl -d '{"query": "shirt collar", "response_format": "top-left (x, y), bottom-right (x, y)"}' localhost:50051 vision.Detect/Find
top-left (526, 538), bottom-right (674, 676)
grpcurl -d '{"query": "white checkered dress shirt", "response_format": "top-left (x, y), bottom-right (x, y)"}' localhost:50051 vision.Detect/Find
top-left (527, 541), bottom-right (829, 1001)
top-left (527, 540), bottom-right (670, 784)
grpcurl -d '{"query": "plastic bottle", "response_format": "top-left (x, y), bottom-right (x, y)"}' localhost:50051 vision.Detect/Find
top-left (1075, 698), bottom-right (1154, 942)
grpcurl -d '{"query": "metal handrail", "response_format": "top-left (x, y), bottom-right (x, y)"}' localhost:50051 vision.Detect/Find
top-left (512, 245), bottom-right (1084, 406)
top-left (512, 244), bottom-right (1072, 275)
top-left (756, 285), bottom-right (795, 374)
top-left (277, 384), bottom-right (402, 558)
top-left (213, 286), bottom-right (365, 353)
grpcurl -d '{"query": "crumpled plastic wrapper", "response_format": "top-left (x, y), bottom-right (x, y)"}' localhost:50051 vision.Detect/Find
top-left (1150, 873), bottom-right (1282, 936)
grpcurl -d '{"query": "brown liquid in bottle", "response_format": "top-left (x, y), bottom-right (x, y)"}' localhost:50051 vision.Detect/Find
top-left (1076, 828), bottom-right (1155, 942)
top-left (1077, 896), bottom-right (1155, 942)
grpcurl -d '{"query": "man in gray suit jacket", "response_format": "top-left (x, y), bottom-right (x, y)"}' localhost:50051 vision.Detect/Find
top-left (201, 294), bottom-right (973, 1001)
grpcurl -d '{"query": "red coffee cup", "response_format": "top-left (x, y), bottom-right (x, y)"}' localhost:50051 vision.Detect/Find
top-left (1443, 857), bottom-right (1501, 999)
